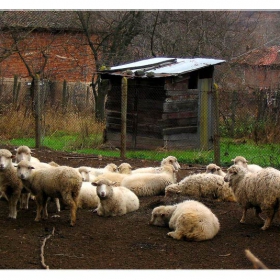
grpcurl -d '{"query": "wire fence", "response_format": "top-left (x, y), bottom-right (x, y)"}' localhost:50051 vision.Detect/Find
top-left (1, 76), bottom-right (280, 167)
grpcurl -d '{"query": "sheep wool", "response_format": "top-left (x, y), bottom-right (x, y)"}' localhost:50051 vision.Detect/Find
top-left (92, 178), bottom-right (139, 216)
top-left (14, 145), bottom-right (40, 163)
top-left (17, 160), bottom-right (82, 226)
top-left (149, 200), bottom-right (220, 241)
top-left (77, 181), bottom-right (100, 209)
top-left (224, 164), bottom-right (280, 230)
top-left (121, 164), bottom-right (176, 197)
top-left (165, 173), bottom-right (236, 202)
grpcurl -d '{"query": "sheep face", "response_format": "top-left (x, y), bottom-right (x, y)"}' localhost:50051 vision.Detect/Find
top-left (106, 163), bottom-right (118, 173)
top-left (231, 156), bottom-right (248, 167)
top-left (15, 147), bottom-right (32, 163)
top-left (149, 206), bottom-right (173, 227)
top-left (224, 165), bottom-right (246, 185)
top-left (79, 168), bottom-right (91, 181)
top-left (0, 149), bottom-right (14, 170)
top-left (161, 156), bottom-right (181, 171)
top-left (92, 179), bottom-right (116, 200)
top-left (118, 163), bottom-right (132, 174)
top-left (16, 160), bottom-right (34, 180)
top-left (206, 164), bottom-right (220, 174)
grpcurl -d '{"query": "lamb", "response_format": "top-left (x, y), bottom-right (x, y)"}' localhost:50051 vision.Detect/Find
top-left (77, 181), bottom-right (100, 209)
top-left (132, 155), bottom-right (181, 174)
top-left (94, 163), bottom-right (132, 185)
top-left (224, 164), bottom-right (280, 230)
top-left (92, 178), bottom-right (139, 216)
top-left (231, 156), bottom-right (262, 173)
top-left (121, 164), bottom-right (177, 197)
top-left (0, 149), bottom-right (23, 219)
top-left (206, 163), bottom-right (226, 177)
top-left (14, 145), bottom-right (40, 163)
top-left (16, 160), bottom-right (82, 226)
top-left (165, 173), bottom-right (236, 202)
top-left (149, 200), bottom-right (220, 241)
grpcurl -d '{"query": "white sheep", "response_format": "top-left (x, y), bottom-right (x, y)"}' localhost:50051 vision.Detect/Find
top-left (165, 173), bottom-right (236, 202)
top-left (206, 163), bottom-right (226, 177)
top-left (224, 164), bottom-right (280, 230)
top-left (94, 163), bottom-right (132, 185)
top-left (121, 164), bottom-right (176, 197)
top-left (92, 178), bottom-right (139, 216)
top-left (77, 181), bottom-right (100, 209)
top-left (16, 160), bottom-right (82, 226)
top-left (14, 145), bottom-right (40, 163)
top-left (231, 156), bottom-right (262, 173)
top-left (132, 155), bottom-right (181, 174)
top-left (0, 149), bottom-right (23, 219)
top-left (149, 200), bottom-right (220, 241)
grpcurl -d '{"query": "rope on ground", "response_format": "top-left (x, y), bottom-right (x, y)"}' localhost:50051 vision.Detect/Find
top-left (40, 227), bottom-right (55, 269)
top-left (245, 249), bottom-right (268, 269)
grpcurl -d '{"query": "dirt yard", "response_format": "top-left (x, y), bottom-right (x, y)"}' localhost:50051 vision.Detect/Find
top-left (0, 145), bottom-right (279, 270)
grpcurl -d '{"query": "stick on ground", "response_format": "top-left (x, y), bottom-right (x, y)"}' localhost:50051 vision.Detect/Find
top-left (245, 249), bottom-right (268, 269)
top-left (40, 227), bottom-right (55, 269)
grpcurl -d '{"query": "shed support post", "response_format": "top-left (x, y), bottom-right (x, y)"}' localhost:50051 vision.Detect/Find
top-left (34, 74), bottom-right (42, 148)
top-left (121, 77), bottom-right (128, 159)
top-left (199, 79), bottom-right (209, 150)
top-left (213, 83), bottom-right (220, 165)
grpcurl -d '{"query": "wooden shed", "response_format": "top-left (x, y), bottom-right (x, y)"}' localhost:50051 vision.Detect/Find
top-left (100, 57), bottom-right (225, 150)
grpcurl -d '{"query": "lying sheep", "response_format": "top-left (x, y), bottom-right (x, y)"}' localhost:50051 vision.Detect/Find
top-left (224, 164), bottom-right (280, 230)
top-left (14, 145), bottom-right (40, 163)
top-left (16, 160), bottom-right (82, 226)
top-left (206, 163), bottom-right (226, 177)
top-left (77, 181), bottom-right (100, 209)
top-left (231, 156), bottom-right (262, 173)
top-left (92, 178), bottom-right (139, 216)
top-left (149, 200), bottom-right (220, 241)
top-left (121, 164), bottom-right (176, 197)
top-left (0, 149), bottom-right (23, 219)
top-left (132, 155), bottom-right (181, 174)
top-left (165, 173), bottom-right (236, 202)
top-left (94, 163), bottom-right (132, 185)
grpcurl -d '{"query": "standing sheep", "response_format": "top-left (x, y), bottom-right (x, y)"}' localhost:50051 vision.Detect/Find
top-left (16, 160), bottom-right (82, 226)
top-left (92, 178), bottom-right (139, 216)
top-left (149, 200), bottom-right (220, 241)
top-left (224, 164), bottom-right (280, 230)
top-left (165, 173), bottom-right (236, 202)
top-left (121, 164), bottom-right (177, 197)
top-left (231, 156), bottom-right (262, 173)
top-left (14, 145), bottom-right (40, 163)
top-left (0, 149), bottom-right (23, 219)
top-left (206, 163), bottom-right (226, 177)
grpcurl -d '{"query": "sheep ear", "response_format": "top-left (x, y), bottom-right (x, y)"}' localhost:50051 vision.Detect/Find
top-left (112, 181), bottom-right (118, 186)
top-left (91, 182), bottom-right (98, 186)
top-left (28, 166), bottom-right (35, 170)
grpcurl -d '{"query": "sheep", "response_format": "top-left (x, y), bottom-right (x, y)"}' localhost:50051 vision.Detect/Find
top-left (93, 163), bottom-right (132, 185)
top-left (92, 178), bottom-right (139, 216)
top-left (16, 160), bottom-right (82, 226)
top-left (224, 164), bottom-right (280, 230)
top-left (77, 163), bottom-right (118, 182)
top-left (14, 145), bottom-right (40, 163)
top-left (231, 156), bottom-right (262, 173)
top-left (165, 173), bottom-right (236, 202)
top-left (206, 163), bottom-right (226, 177)
top-left (132, 155), bottom-right (181, 174)
top-left (77, 181), bottom-right (100, 209)
top-left (0, 149), bottom-right (23, 219)
top-left (121, 163), bottom-right (177, 197)
top-left (149, 200), bottom-right (220, 241)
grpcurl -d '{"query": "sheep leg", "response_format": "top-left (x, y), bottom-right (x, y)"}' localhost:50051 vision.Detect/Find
top-left (261, 210), bottom-right (276, 230)
top-left (240, 208), bottom-right (247, 224)
top-left (167, 230), bottom-right (184, 240)
top-left (254, 207), bottom-right (264, 221)
top-left (55, 198), bottom-right (61, 212)
top-left (63, 193), bottom-right (77, 226)
top-left (42, 196), bottom-right (49, 220)
top-left (35, 196), bottom-right (43, 221)
top-left (20, 192), bottom-right (31, 210)
top-left (8, 194), bottom-right (19, 219)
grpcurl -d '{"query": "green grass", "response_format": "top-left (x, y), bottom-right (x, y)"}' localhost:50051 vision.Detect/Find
top-left (4, 136), bottom-right (280, 168)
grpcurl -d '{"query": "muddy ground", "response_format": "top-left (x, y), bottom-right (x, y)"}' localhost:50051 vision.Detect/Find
top-left (0, 145), bottom-right (279, 271)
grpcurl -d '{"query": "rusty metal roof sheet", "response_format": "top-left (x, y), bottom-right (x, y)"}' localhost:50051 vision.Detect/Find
top-left (101, 57), bottom-right (225, 78)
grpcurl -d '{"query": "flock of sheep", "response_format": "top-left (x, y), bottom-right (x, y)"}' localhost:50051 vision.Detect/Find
top-left (0, 145), bottom-right (280, 242)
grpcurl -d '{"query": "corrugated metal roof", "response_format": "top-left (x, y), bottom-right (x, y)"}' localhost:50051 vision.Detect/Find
top-left (101, 57), bottom-right (225, 78)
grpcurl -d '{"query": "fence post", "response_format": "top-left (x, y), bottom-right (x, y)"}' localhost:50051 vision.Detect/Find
top-left (34, 74), bottom-right (42, 148)
top-left (213, 83), bottom-right (220, 165)
top-left (121, 77), bottom-right (128, 159)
